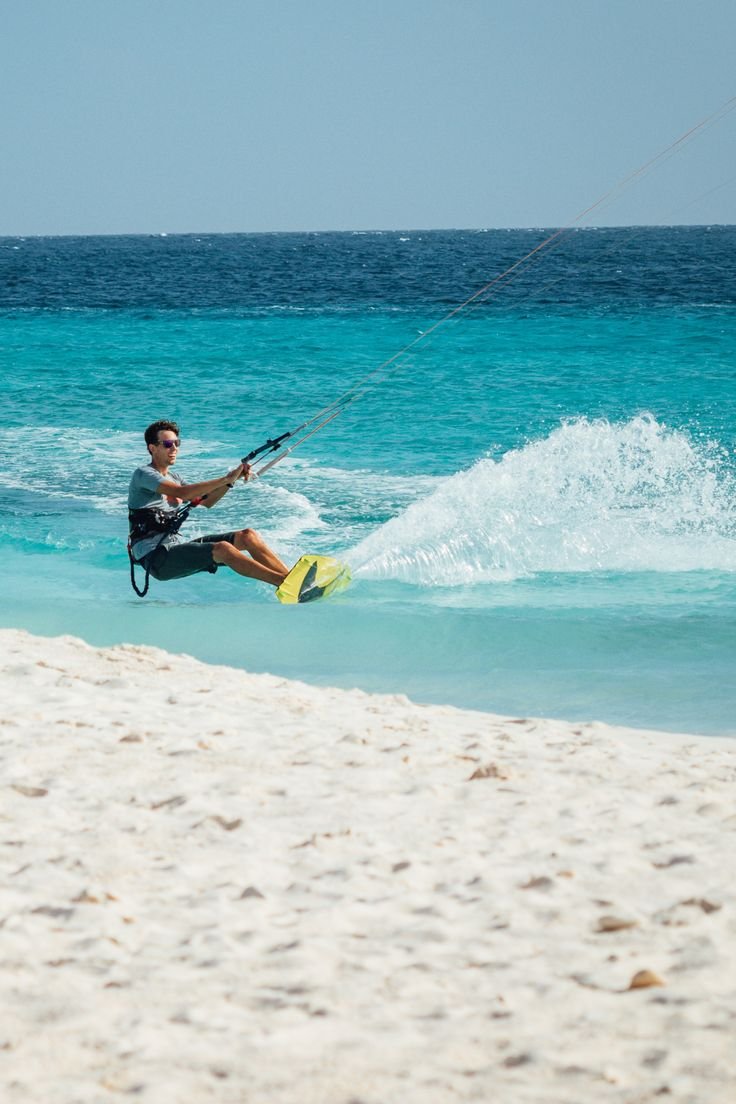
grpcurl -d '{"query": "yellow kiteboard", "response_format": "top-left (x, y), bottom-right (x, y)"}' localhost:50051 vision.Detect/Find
top-left (276, 554), bottom-right (352, 605)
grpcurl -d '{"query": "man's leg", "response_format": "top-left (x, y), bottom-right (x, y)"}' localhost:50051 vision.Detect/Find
top-left (232, 528), bottom-right (290, 576)
top-left (211, 539), bottom-right (287, 586)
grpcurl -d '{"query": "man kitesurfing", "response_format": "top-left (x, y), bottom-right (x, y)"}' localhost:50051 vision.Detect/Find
top-left (127, 419), bottom-right (351, 603)
top-left (128, 420), bottom-right (290, 589)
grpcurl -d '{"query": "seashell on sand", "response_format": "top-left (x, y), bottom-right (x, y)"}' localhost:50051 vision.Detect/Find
top-left (595, 915), bottom-right (639, 933)
top-left (628, 969), bottom-right (665, 990)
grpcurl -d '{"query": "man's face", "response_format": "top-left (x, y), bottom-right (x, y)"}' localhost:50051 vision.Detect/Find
top-left (151, 431), bottom-right (180, 463)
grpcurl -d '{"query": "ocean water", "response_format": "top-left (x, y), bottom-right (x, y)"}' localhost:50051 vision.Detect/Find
top-left (1, 228), bottom-right (734, 736)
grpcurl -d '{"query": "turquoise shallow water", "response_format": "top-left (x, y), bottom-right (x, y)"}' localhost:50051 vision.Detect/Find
top-left (1, 229), bottom-right (735, 735)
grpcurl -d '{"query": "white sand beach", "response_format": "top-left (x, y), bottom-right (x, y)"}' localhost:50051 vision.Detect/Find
top-left (1, 627), bottom-right (734, 1103)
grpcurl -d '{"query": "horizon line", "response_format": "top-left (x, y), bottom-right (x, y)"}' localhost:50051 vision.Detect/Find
top-left (1, 222), bottom-right (735, 241)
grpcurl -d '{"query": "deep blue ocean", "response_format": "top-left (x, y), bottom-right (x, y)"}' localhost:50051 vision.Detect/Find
top-left (1, 228), bottom-right (734, 736)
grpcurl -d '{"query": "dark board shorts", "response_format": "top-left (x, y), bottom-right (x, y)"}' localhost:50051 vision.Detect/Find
top-left (144, 532), bottom-right (237, 581)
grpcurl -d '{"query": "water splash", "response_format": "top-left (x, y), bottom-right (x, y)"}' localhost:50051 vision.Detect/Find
top-left (350, 416), bottom-right (736, 583)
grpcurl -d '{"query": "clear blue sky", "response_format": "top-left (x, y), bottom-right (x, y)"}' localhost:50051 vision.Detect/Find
top-left (3, 0), bottom-right (735, 234)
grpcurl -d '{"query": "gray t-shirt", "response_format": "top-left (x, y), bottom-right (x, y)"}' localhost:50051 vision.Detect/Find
top-left (128, 464), bottom-right (184, 559)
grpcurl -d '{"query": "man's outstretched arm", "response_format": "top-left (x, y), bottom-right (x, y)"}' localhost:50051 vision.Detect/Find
top-left (156, 463), bottom-right (247, 503)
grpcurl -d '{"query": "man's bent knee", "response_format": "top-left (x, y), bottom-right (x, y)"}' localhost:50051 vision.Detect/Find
top-left (236, 527), bottom-right (261, 550)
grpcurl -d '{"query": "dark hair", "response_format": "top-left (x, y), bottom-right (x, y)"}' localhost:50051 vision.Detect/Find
top-left (144, 420), bottom-right (180, 447)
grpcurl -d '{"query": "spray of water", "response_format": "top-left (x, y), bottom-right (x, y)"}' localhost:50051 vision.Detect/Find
top-left (350, 416), bottom-right (736, 583)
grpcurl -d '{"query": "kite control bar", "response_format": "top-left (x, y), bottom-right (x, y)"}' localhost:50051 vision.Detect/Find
top-left (241, 431), bottom-right (292, 465)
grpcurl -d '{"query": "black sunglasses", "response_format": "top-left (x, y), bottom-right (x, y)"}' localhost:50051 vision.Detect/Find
top-left (158, 438), bottom-right (181, 449)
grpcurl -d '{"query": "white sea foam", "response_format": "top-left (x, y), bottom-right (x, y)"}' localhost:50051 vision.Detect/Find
top-left (349, 416), bottom-right (736, 583)
top-left (222, 482), bottom-right (325, 546)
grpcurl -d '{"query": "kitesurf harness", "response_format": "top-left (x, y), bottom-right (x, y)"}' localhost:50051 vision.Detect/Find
top-left (127, 502), bottom-right (194, 598)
